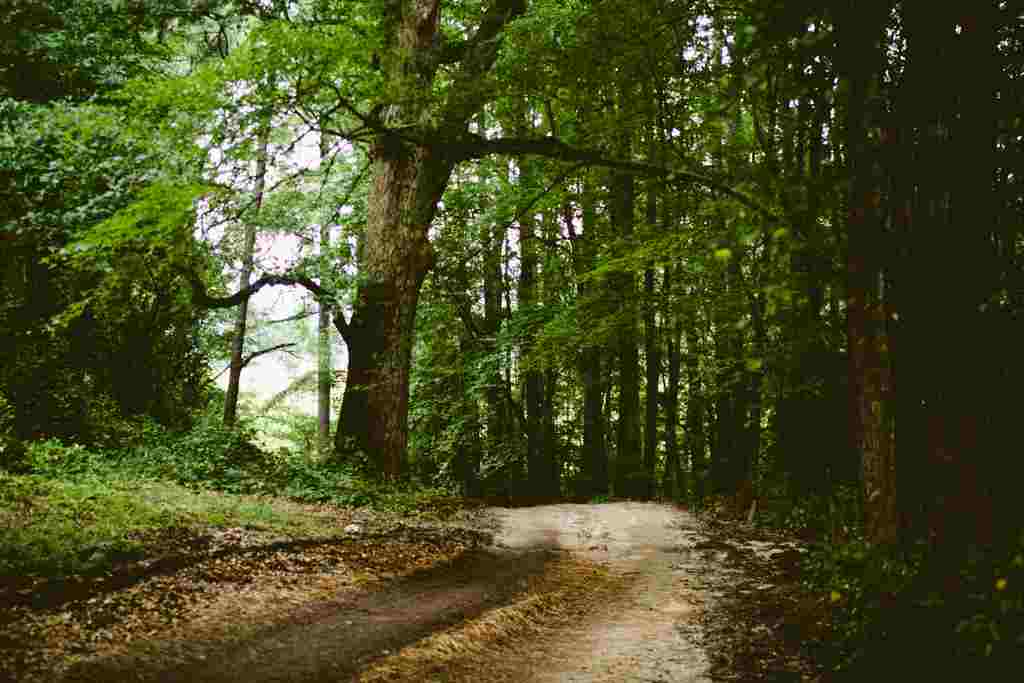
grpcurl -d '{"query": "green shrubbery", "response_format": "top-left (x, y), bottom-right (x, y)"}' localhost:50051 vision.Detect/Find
top-left (0, 392), bottom-right (25, 472)
top-left (17, 415), bottom-right (446, 511)
top-left (799, 531), bottom-right (1024, 678)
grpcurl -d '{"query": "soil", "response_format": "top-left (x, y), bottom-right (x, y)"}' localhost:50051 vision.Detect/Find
top-left (2, 502), bottom-right (820, 682)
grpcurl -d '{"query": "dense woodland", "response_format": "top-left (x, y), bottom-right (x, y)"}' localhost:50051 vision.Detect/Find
top-left (2, 0), bottom-right (1023, 677)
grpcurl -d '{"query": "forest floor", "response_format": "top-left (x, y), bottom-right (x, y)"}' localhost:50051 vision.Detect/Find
top-left (1, 499), bottom-right (822, 682)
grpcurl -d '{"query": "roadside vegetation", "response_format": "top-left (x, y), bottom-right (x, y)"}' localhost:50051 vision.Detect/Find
top-left (1, 409), bottom-right (465, 585)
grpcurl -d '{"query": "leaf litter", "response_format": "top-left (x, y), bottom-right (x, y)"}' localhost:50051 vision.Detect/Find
top-left (0, 498), bottom-right (496, 683)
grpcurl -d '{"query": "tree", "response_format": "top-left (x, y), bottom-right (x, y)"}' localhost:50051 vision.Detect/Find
top-left (223, 113), bottom-right (271, 426)
top-left (317, 132), bottom-right (334, 457)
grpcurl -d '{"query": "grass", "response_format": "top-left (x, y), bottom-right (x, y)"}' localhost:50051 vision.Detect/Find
top-left (0, 470), bottom-right (344, 578)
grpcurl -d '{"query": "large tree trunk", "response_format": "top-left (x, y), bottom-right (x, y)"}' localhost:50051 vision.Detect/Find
top-left (334, 142), bottom-right (450, 479)
top-left (836, 0), bottom-right (898, 545)
top-left (223, 118), bottom-right (270, 426)
top-left (892, 0), bottom-right (1000, 547)
top-left (329, 0), bottom-right (525, 479)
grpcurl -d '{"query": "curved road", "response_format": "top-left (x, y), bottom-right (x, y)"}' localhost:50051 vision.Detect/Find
top-left (61, 503), bottom-right (724, 682)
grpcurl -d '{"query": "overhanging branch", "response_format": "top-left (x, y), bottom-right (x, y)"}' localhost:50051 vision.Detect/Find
top-left (181, 267), bottom-right (351, 340)
top-left (212, 342), bottom-right (298, 380)
top-left (445, 134), bottom-right (776, 220)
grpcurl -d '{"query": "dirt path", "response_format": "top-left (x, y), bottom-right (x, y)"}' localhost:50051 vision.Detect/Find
top-left (41, 503), bottom-right (731, 683)
top-left (489, 502), bottom-right (717, 682)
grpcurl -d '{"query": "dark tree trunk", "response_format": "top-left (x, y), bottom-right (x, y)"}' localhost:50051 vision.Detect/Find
top-left (541, 210), bottom-right (561, 497)
top-left (519, 202), bottom-right (547, 499)
top-left (574, 176), bottom-right (608, 497)
top-left (643, 264), bottom-right (659, 501)
top-left (836, 0), bottom-right (898, 544)
top-left (482, 220), bottom-right (507, 466)
top-left (611, 166), bottom-right (644, 498)
top-left (892, 0), bottom-right (1000, 547)
top-left (685, 320), bottom-right (706, 505)
top-left (662, 264), bottom-right (684, 501)
top-left (543, 367), bottom-right (559, 497)
top-left (223, 118), bottom-right (270, 426)
top-left (642, 173), bottom-right (660, 498)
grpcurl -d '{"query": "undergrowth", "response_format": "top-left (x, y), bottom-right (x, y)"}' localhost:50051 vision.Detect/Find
top-left (762, 493), bottom-right (1024, 680)
top-left (0, 471), bottom-right (337, 578)
top-left (1, 418), bottom-right (456, 581)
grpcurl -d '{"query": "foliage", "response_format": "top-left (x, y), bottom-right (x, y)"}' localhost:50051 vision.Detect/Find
top-left (0, 468), bottom-right (346, 579)
top-left (0, 0), bottom-right (179, 103)
top-left (18, 411), bottom-right (449, 515)
top-left (0, 392), bottom-right (26, 472)
top-left (0, 98), bottom-right (211, 446)
top-left (797, 531), bottom-right (1024, 678)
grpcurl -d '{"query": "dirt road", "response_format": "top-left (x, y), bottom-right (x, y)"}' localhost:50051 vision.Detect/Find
top-left (490, 502), bottom-right (715, 682)
top-left (55, 502), bottom-right (727, 683)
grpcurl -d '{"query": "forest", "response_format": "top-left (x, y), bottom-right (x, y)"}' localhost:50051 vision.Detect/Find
top-left (2, 0), bottom-right (1023, 680)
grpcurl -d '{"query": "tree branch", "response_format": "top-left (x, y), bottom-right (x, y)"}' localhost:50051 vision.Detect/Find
top-left (212, 342), bottom-right (298, 379)
top-left (444, 133), bottom-right (777, 220)
top-left (181, 267), bottom-right (351, 340)
top-left (241, 342), bottom-right (298, 369)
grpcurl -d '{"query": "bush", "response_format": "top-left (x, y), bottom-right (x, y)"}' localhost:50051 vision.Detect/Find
top-left (0, 392), bottom-right (26, 471)
top-left (25, 438), bottom-right (111, 479)
top-left (802, 531), bottom-right (1024, 679)
top-left (127, 417), bottom-right (274, 493)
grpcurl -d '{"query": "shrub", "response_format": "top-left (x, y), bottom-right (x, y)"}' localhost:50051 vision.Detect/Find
top-left (25, 438), bottom-right (110, 479)
top-left (0, 392), bottom-right (26, 471)
top-left (126, 417), bottom-right (274, 493)
top-left (802, 530), bottom-right (1024, 679)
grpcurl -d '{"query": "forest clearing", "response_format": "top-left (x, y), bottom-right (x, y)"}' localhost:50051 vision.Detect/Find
top-left (2, 0), bottom-right (1022, 680)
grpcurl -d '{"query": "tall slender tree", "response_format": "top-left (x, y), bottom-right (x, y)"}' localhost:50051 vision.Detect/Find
top-left (224, 115), bottom-right (271, 426)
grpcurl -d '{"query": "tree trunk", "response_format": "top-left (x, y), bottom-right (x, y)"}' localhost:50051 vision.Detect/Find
top-left (662, 264), bottom-right (683, 501)
top-left (574, 175), bottom-right (608, 497)
top-left (334, 141), bottom-right (450, 479)
top-left (685, 319), bottom-right (706, 505)
top-left (519, 196), bottom-right (548, 499)
top-left (482, 219), bottom-right (507, 469)
top-left (837, 0), bottom-right (898, 545)
top-left (611, 166), bottom-right (644, 498)
top-left (643, 175), bottom-right (660, 499)
top-left (317, 132), bottom-right (332, 457)
top-left (223, 118), bottom-right (270, 426)
top-left (543, 367), bottom-right (559, 497)
top-left (331, 0), bottom-right (525, 480)
top-left (892, 0), bottom-right (1000, 547)
top-left (542, 211), bottom-right (561, 497)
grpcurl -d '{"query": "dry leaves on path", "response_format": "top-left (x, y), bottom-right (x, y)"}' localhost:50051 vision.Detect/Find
top-left (0, 510), bottom-right (493, 683)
